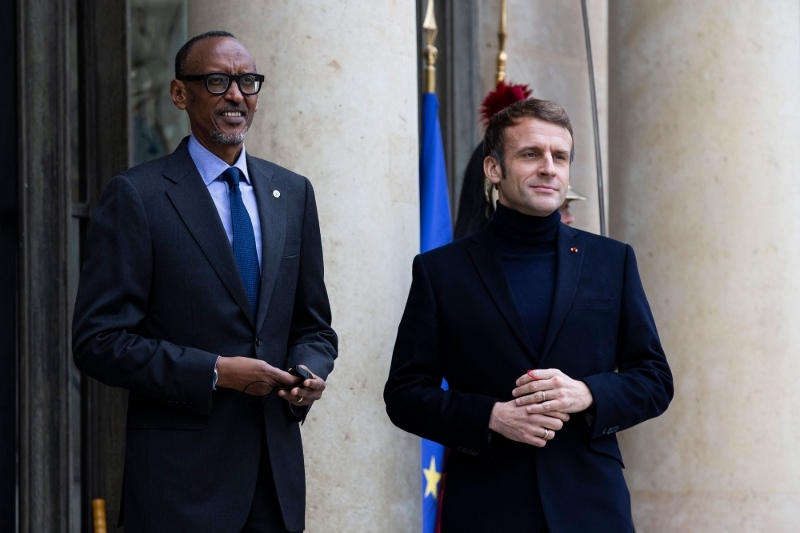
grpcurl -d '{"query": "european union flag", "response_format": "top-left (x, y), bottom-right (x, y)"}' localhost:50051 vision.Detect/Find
top-left (419, 91), bottom-right (452, 533)
top-left (420, 93), bottom-right (452, 254)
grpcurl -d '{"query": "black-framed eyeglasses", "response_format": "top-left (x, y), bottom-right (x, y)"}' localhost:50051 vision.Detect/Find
top-left (178, 72), bottom-right (265, 95)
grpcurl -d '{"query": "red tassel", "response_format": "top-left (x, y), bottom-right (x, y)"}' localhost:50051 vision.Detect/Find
top-left (480, 81), bottom-right (533, 125)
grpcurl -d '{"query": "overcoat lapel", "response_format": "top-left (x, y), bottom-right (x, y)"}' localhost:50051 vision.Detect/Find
top-left (539, 225), bottom-right (584, 365)
top-left (164, 141), bottom-right (254, 325)
top-left (468, 227), bottom-right (537, 362)
top-left (248, 155), bottom-right (286, 335)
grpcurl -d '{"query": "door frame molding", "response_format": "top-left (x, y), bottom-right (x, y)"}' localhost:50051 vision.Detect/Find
top-left (17, 0), bottom-right (131, 530)
top-left (17, 0), bottom-right (76, 529)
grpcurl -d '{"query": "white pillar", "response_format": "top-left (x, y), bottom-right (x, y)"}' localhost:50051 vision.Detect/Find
top-left (189, 3), bottom-right (421, 531)
top-left (609, 2), bottom-right (800, 530)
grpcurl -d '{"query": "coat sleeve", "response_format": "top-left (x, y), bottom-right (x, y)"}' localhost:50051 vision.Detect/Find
top-left (582, 244), bottom-right (674, 439)
top-left (384, 255), bottom-right (499, 457)
top-left (72, 175), bottom-right (219, 415)
top-left (285, 178), bottom-right (338, 419)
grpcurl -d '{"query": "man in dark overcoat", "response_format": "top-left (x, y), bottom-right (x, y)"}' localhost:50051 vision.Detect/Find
top-left (385, 98), bottom-right (673, 533)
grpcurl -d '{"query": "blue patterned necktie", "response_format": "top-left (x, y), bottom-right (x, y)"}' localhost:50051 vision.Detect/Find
top-left (220, 167), bottom-right (260, 318)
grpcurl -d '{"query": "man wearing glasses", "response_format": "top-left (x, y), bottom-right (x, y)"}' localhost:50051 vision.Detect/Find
top-left (72, 31), bottom-right (337, 533)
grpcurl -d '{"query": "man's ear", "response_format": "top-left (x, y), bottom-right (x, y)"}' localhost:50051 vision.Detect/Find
top-left (170, 80), bottom-right (188, 110)
top-left (484, 155), bottom-right (503, 186)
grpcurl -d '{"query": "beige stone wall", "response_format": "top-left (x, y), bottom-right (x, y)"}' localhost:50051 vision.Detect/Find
top-left (609, 1), bottom-right (800, 531)
top-left (478, 0), bottom-right (609, 234)
top-left (189, 3), bottom-right (421, 531)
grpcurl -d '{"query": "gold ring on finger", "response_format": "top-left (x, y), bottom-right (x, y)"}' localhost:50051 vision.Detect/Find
top-left (543, 429), bottom-right (550, 440)
top-left (541, 391), bottom-right (546, 402)
top-left (298, 397), bottom-right (304, 403)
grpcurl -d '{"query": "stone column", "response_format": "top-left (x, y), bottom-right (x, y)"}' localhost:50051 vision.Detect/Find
top-left (189, 3), bottom-right (421, 531)
top-left (478, 0), bottom-right (609, 234)
top-left (609, 2), bottom-right (800, 531)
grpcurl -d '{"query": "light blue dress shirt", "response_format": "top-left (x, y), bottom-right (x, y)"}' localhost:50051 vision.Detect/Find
top-left (187, 135), bottom-right (263, 268)
top-left (187, 135), bottom-right (263, 389)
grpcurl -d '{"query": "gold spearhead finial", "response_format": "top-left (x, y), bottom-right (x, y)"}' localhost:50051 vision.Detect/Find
top-left (496, 0), bottom-right (507, 83)
top-left (423, 0), bottom-right (438, 93)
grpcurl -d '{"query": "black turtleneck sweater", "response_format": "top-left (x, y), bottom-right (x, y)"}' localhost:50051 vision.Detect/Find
top-left (492, 203), bottom-right (560, 359)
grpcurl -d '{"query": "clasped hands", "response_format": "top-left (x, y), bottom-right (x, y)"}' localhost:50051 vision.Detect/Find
top-left (488, 369), bottom-right (593, 448)
top-left (215, 357), bottom-right (326, 407)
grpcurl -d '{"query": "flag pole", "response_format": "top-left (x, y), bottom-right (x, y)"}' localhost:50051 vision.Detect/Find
top-left (420, 5), bottom-right (452, 533)
top-left (483, 0), bottom-right (509, 205)
top-left (580, 0), bottom-right (607, 236)
top-left (423, 0), bottom-right (438, 93)
top-left (496, 0), bottom-right (507, 83)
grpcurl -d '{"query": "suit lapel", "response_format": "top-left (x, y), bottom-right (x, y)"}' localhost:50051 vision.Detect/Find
top-left (248, 155), bottom-right (285, 334)
top-left (468, 227), bottom-right (537, 362)
top-left (164, 140), bottom-right (254, 325)
top-left (539, 224), bottom-right (584, 365)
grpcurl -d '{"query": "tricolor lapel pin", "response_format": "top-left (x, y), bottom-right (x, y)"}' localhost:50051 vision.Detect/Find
top-left (570, 247), bottom-right (578, 253)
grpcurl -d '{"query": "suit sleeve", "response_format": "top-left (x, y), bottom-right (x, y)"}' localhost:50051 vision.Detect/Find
top-left (285, 178), bottom-right (338, 419)
top-left (582, 245), bottom-right (674, 439)
top-left (72, 175), bottom-right (218, 415)
top-left (384, 255), bottom-right (499, 457)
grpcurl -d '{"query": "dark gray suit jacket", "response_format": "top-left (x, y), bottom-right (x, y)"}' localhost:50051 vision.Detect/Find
top-left (73, 138), bottom-right (337, 532)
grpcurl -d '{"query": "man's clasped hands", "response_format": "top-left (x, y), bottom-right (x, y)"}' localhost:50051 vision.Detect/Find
top-left (488, 369), bottom-right (594, 448)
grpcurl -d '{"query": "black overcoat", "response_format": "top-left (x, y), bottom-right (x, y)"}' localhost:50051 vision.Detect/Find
top-left (384, 222), bottom-right (673, 533)
top-left (73, 138), bottom-right (337, 532)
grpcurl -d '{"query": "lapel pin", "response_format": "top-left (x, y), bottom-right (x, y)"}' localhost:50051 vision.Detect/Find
top-left (570, 247), bottom-right (578, 253)
top-left (273, 190), bottom-right (281, 198)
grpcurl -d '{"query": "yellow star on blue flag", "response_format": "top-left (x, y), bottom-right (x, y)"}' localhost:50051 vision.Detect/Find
top-left (423, 455), bottom-right (442, 499)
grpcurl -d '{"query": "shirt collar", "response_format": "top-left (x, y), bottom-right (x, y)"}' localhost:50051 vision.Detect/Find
top-left (187, 134), bottom-right (250, 187)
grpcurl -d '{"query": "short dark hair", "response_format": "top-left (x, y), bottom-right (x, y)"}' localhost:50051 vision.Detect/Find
top-left (175, 30), bottom-right (236, 79)
top-left (483, 98), bottom-right (574, 175)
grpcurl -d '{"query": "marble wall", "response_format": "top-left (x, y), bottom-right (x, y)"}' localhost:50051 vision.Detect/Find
top-left (609, 1), bottom-right (800, 531)
top-left (189, 2), bottom-right (421, 531)
top-left (477, 0), bottom-right (609, 235)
